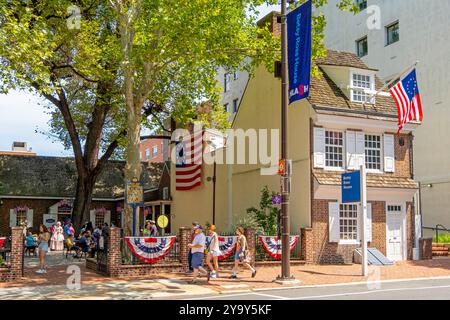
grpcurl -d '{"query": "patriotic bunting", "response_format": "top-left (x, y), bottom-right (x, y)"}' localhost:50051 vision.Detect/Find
top-left (258, 235), bottom-right (299, 260)
top-left (125, 236), bottom-right (176, 264)
top-left (206, 235), bottom-right (237, 260)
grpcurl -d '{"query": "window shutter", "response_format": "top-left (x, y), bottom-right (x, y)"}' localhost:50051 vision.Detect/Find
top-left (366, 203), bottom-right (372, 243)
top-left (90, 210), bottom-right (96, 226)
top-left (328, 202), bottom-right (340, 243)
top-left (26, 209), bottom-right (33, 228)
top-left (355, 132), bottom-right (365, 168)
top-left (384, 134), bottom-right (395, 172)
top-left (346, 131), bottom-right (356, 169)
top-left (104, 210), bottom-right (111, 226)
top-left (313, 127), bottom-right (325, 168)
top-left (9, 209), bottom-right (16, 228)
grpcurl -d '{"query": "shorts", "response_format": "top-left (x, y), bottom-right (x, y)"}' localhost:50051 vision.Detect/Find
top-left (234, 249), bottom-right (242, 261)
top-left (207, 250), bottom-right (221, 258)
top-left (191, 252), bottom-right (204, 269)
top-left (38, 242), bottom-right (49, 253)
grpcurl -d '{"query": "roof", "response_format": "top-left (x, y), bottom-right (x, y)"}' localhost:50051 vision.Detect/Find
top-left (308, 50), bottom-right (398, 117)
top-left (315, 50), bottom-right (378, 71)
top-left (313, 171), bottom-right (418, 189)
top-left (0, 155), bottom-right (165, 199)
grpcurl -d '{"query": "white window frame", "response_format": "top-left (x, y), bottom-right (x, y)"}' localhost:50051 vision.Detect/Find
top-left (145, 148), bottom-right (150, 160)
top-left (350, 69), bottom-right (375, 103)
top-left (232, 98), bottom-right (239, 114)
top-left (364, 133), bottom-right (384, 173)
top-left (16, 209), bottom-right (27, 227)
top-left (324, 129), bottom-right (345, 171)
top-left (152, 145), bottom-right (158, 158)
top-left (339, 203), bottom-right (359, 244)
top-left (224, 73), bottom-right (231, 92)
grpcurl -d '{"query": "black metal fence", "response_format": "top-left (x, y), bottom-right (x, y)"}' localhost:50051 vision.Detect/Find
top-left (423, 224), bottom-right (450, 242)
top-left (255, 233), bottom-right (302, 261)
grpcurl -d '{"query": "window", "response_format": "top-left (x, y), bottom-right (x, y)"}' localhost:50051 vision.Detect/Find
top-left (351, 73), bottom-right (372, 102)
top-left (365, 134), bottom-right (382, 170)
top-left (16, 209), bottom-right (27, 226)
top-left (356, 36), bottom-right (368, 57)
top-left (340, 204), bottom-right (358, 240)
top-left (325, 130), bottom-right (344, 169)
top-left (145, 149), bottom-right (150, 160)
top-left (234, 71), bottom-right (239, 80)
top-left (224, 73), bottom-right (231, 92)
top-left (387, 205), bottom-right (402, 213)
top-left (232, 99), bottom-right (239, 113)
top-left (95, 212), bottom-right (105, 228)
top-left (386, 22), bottom-right (399, 45)
top-left (152, 145), bottom-right (158, 158)
top-left (356, 0), bottom-right (367, 11)
top-left (224, 103), bottom-right (229, 113)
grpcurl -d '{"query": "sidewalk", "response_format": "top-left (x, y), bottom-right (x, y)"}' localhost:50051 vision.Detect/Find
top-left (0, 257), bottom-right (449, 299)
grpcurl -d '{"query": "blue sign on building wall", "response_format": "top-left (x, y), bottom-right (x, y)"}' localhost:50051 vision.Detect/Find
top-left (342, 171), bottom-right (361, 203)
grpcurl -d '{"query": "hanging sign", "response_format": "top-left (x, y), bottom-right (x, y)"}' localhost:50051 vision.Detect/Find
top-left (287, 0), bottom-right (312, 104)
top-left (126, 177), bottom-right (144, 206)
top-left (157, 214), bottom-right (169, 229)
top-left (342, 171), bottom-right (361, 203)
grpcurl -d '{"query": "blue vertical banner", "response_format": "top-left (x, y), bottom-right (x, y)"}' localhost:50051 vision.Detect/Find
top-left (287, 0), bottom-right (312, 104)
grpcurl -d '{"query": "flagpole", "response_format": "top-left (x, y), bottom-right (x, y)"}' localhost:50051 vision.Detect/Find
top-left (363, 60), bottom-right (419, 106)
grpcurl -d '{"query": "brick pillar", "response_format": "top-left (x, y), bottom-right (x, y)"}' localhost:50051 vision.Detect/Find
top-left (301, 228), bottom-right (314, 264)
top-left (107, 227), bottom-right (122, 277)
top-left (10, 227), bottom-right (24, 279)
top-left (419, 237), bottom-right (432, 260)
top-left (244, 228), bottom-right (256, 267)
top-left (179, 227), bottom-right (191, 271)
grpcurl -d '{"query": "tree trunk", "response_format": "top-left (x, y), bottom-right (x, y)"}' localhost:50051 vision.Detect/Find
top-left (72, 174), bottom-right (96, 233)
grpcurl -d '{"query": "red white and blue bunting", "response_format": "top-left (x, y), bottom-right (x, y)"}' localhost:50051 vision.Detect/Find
top-left (206, 235), bottom-right (237, 261)
top-left (125, 236), bottom-right (176, 264)
top-left (258, 235), bottom-right (299, 260)
top-left (0, 237), bottom-right (5, 248)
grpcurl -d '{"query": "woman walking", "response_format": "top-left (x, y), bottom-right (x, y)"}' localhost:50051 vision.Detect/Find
top-left (36, 224), bottom-right (50, 274)
top-left (206, 225), bottom-right (221, 279)
top-left (50, 221), bottom-right (64, 251)
top-left (230, 227), bottom-right (256, 279)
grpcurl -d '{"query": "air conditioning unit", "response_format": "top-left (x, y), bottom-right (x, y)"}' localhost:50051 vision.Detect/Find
top-left (162, 187), bottom-right (169, 200)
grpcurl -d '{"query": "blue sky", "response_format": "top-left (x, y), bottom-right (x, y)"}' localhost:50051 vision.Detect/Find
top-left (0, 4), bottom-right (278, 157)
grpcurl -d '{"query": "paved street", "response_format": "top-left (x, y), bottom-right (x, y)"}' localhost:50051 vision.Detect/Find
top-left (178, 277), bottom-right (450, 300)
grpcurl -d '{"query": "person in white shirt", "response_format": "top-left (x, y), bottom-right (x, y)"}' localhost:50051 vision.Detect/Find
top-left (187, 225), bottom-right (208, 283)
top-left (206, 225), bottom-right (221, 279)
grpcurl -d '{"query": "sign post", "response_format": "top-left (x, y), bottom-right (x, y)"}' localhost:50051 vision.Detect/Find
top-left (360, 165), bottom-right (368, 277)
top-left (126, 177), bottom-right (144, 237)
top-left (342, 168), bottom-right (367, 276)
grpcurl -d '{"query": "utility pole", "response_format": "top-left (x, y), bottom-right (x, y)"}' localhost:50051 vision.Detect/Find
top-left (277, 0), bottom-right (293, 282)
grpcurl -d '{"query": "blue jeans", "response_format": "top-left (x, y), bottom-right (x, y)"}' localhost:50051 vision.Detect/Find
top-left (188, 250), bottom-right (193, 271)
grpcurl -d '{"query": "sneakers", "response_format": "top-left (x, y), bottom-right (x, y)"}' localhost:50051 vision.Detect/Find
top-left (229, 274), bottom-right (237, 279)
top-left (35, 269), bottom-right (46, 274)
top-left (211, 272), bottom-right (218, 279)
top-left (251, 270), bottom-right (257, 278)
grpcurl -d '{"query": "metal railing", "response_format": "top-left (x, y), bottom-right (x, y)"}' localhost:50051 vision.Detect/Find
top-left (422, 224), bottom-right (450, 243)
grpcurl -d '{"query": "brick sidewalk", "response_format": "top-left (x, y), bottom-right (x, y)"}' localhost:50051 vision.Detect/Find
top-left (1, 257), bottom-right (449, 294)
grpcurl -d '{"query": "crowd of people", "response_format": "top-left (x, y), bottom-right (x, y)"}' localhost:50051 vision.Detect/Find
top-left (23, 219), bottom-right (110, 274)
top-left (187, 222), bottom-right (257, 284)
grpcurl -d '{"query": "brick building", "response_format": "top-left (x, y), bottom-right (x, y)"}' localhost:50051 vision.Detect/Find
top-left (0, 155), bottom-right (171, 235)
top-left (139, 137), bottom-right (169, 163)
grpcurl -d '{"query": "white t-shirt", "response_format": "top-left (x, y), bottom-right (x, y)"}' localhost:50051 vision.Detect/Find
top-left (191, 232), bottom-right (206, 254)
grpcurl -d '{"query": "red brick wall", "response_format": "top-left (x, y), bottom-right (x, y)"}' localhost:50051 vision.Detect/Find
top-left (139, 139), bottom-right (166, 163)
top-left (0, 198), bottom-right (118, 235)
top-left (0, 227), bottom-right (24, 282)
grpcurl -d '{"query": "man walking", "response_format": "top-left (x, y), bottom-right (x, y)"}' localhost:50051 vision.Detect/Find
top-left (188, 221), bottom-right (199, 273)
top-left (188, 225), bottom-right (209, 283)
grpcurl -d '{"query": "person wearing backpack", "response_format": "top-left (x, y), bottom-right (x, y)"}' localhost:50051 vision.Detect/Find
top-left (230, 226), bottom-right (256, 279)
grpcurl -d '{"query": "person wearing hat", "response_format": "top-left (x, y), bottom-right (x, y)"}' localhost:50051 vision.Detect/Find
top-left (188, 225), bottom-right (208, 283)
top-left (149, 220), bottom-right (158, 237)
top-left (206, 225), bottom-right (221, 279)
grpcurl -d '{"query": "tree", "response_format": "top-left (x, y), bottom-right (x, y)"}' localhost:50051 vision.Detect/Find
top-left (0, 0), bottom-right (357, 232)
top-left (246, 186), bottom-right (279, 235)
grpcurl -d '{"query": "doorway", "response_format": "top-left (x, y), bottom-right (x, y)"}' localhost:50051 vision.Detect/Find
top-left (386, 204), bottom-right (405, 261)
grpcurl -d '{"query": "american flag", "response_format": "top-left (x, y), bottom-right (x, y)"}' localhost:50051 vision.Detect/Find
top-left (175, 129), bottom-right (203, 190)
top-left (389, 69), bottom-right (423, 132)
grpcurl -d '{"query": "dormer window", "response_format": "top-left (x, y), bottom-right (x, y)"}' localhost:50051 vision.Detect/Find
top-left (350, 71), bottom-right (375, 103)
